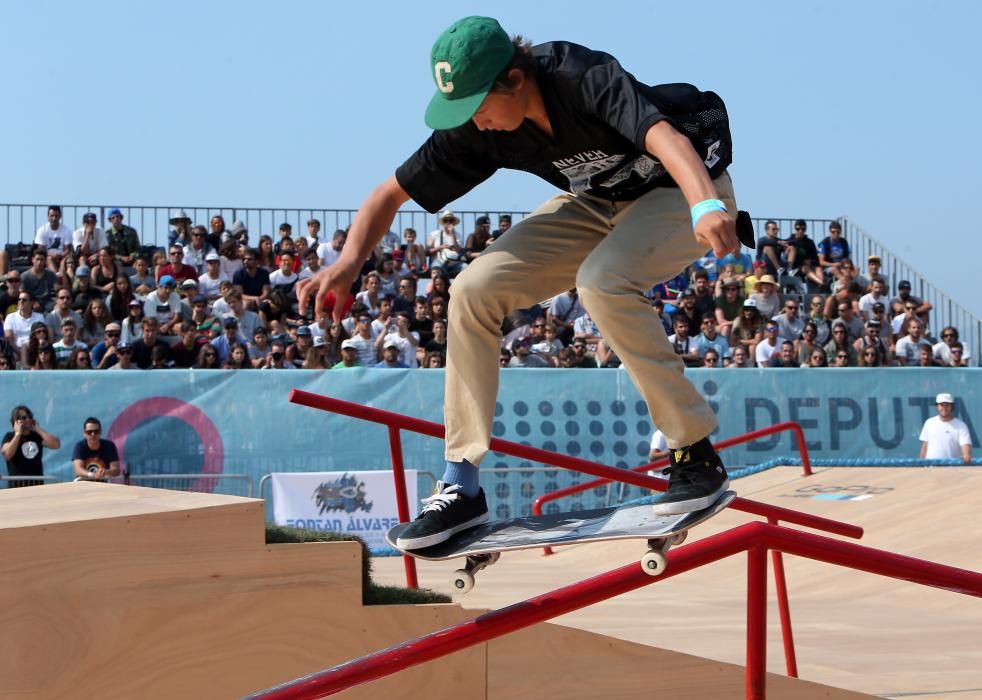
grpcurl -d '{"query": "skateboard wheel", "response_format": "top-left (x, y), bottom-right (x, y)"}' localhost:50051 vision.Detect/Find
top-left (451, 570), bottom-right (475, 594)
top-left (671, 531), bottom-right (688, 546)
top-left (641, 550), bottom-right (668, 576)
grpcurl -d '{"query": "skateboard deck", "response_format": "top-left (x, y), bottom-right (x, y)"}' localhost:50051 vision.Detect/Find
top-left (386, 491), bottom-right (736, 592)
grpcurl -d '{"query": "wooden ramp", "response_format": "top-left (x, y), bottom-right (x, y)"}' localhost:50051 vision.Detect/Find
top-left (0, 482), bottom-right (873, 699)
top-left (375, 466), bottom-right (982, 699)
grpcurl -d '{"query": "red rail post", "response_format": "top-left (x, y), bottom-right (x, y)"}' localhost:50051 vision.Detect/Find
top-left (769, 513), bottom-right (798, 678)
top-left (790, 423), bottom-right (813, 477)
top-left (387, 426), bottom-right (418, 589)
top-left (747, 544), bottom-right (768, 700)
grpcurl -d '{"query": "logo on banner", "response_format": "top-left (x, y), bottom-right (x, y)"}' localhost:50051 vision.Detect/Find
top-left (313, 473), bottom-right (373, 515)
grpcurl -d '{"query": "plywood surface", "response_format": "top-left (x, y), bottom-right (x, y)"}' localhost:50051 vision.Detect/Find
top-left (374, 466), bottom-right (982, 699)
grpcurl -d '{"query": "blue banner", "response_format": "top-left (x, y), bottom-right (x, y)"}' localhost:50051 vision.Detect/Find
top-left (1, 368), bottom-right (977, 519)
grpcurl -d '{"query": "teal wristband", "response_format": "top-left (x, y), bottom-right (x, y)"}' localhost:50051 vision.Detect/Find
top-left (691, 199), bottom-right (727, 227)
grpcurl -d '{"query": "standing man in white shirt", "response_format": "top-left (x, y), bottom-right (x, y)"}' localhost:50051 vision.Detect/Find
top-left (919, 393), bottom-right (973, 463)
top-left (34, 205), bottom-right (72, 273)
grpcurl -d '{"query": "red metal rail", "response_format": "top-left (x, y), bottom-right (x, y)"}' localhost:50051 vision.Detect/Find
top-left (247, 521), bottom-right (982, 700)
top-left (533, 420), bottom-right (813, 525)
top-left (287, 391), bottom-right (859, 682)
top-left (288, 392), bottom-right (857, 544)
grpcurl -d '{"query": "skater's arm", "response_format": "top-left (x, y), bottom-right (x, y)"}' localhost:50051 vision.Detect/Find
top-left (297, 176), bottom-right (411, 320)
top-left (918, 441), bottom-right (927, 459)
top-left (644, 121), bottom-right (738, 257)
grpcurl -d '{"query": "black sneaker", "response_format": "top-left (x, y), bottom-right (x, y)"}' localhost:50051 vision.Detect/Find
top-left (651, 448), bottom-right (729, 516)
top-left (395, 481), bottom-right (489, 550)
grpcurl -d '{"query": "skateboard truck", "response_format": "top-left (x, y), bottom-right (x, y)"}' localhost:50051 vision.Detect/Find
top-left (451, 552), bottom-right (501, 594)
top-left (641, 530), bottom-right (688, 577)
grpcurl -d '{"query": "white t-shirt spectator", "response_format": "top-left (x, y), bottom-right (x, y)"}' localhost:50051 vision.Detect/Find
top-left (4, 311), bottom-right (46, 348)
top-left (347, 334), bottom-right (378, 366)
top-left (933, 340), bottom-right (971, 365)
top-left (220, 256), bottom-right (243, 281)
top-left (858, 291), bottom-right (888, 319)
top-left (72, 226), bottom-right (107, 253)
top-left (143, 291), bottom-right (182, 326)
top-left (183, 244), bottom-right (216, 275)
top-left (316, 242), bottom-right (342, 268)
top-left (919, 416), bottom-right (972, 459)
top-left (269, 269), bottom-right (299, 295)
top-left (35, 222), bottom-right (72, 254)
top-left (648, 430), bottom-right (669, 477)
top-left (755, 337), bottom-right (788, 367)
top-left (197, 272), bottom-right (228, 300)
top-left (894, 335), bottom-right (932, 366)
top-left (383, 332), bottom-right (420, 368)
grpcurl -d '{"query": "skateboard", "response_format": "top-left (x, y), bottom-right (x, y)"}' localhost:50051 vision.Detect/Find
top-left (386, 491), bottom-right (736, 593)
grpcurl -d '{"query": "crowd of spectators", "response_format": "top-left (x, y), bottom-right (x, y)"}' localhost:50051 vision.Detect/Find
top-left (0, 209), bottom-right (972, 371)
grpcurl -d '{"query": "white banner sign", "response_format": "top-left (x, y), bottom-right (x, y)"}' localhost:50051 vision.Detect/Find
top-left (270, 470), bottom-right (417, 552)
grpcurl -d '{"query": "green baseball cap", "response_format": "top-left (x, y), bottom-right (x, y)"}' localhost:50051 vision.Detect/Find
top-left (425, 16), bottom-right (514, 130)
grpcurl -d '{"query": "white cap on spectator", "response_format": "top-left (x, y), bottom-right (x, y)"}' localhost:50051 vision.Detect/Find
top-left (936, 393), bottom-right (954, 405)
top-left (205, 251), bottom-right (220, 262)
top-left (742, 298), bottom-right (758, 308)
top-left (341, 339), bottom-right (358, 350)
top-left (312, 335), bottom-right (326, 347)
top-left (384, 339), bottom-right (400, 350)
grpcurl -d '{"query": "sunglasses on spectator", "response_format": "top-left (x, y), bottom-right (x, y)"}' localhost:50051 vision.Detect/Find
top-left (18, 296), bottom-right (31, 302)
top-left (106, 331), bottom-right (120, 337)
top-left (837, 354), bottom-right (849, 359)
top-left (952, 348), bottom-right (963, 354)
top-left (794, 226), bottom-right (805, 231)
top-left (118, 347), bottom-right (132, 354)
top-left (864, 350), bottom-right (877, 356)
top-left (84, 428), bottom-right (100, 435)
top-left (905, 305), bottom-right (916, 311)
top-left (0, 360), bottom-right (10, 368)
top-left (358, 318), bottom-right (371, 323)
top-left (532, 323), bottom-right (546, 328)
top-left (785, 304), bottom-right (798, 310)
top-left (766, 326), bottom-right (778, 332)
top-left (833, 328), bottom-right (846, 333)
top-left (170, 251), bottom-right (183, 256)
top-left (942, 333), bottom-right (955, 338)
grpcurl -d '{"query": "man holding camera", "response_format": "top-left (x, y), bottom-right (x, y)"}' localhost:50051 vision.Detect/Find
top-left (2, 405), bottom-right (61, 487)
top-left (71, 417), bottom-right (121, 482)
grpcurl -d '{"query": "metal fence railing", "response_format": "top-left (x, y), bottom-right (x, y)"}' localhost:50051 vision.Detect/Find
top-left (3, 204), bottom-right (977, 363)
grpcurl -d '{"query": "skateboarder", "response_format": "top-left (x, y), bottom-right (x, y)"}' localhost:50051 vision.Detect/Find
top-left (298, 16), bottom-right (737, 549)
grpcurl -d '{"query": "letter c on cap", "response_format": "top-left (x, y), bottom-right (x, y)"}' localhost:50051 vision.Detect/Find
top-left (435, 61), bottom-right (454, 93)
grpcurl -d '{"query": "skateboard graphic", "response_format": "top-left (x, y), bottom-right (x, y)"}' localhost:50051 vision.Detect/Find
top-left (386, 491), bottom-right (736, 593)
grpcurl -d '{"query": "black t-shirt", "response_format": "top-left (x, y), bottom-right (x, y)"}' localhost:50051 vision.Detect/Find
top-left (72, 438), bottom-right (120, 476)
top-left (396, 41), bottom-right (732, 212)
top-left (233, 268), bottom-right (271, 297)
top-left (2, 431), bottom-right (44, 477)
top-left (785, 235), bottom-right (819, 269)
top-left (132, 338), bottom-right (170, 369)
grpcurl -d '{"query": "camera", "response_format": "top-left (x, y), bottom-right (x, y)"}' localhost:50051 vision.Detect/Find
top-left (271, 351), bottom-right (284, 361)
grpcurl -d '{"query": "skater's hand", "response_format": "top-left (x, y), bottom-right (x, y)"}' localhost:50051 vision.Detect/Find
top-left (694, 210), bottom-right (739, 258)
top-left (296, 257), bottom-right (360, 322)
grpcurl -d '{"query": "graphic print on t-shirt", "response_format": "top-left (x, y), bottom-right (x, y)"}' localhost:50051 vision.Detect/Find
top-left (553, 151), bottom-right (665, 193)
top-left (21, 441), bottom-right (39, 460)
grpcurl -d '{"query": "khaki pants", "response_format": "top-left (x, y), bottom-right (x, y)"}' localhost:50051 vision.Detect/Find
top-left (445, 172), bottom-right (736, 464)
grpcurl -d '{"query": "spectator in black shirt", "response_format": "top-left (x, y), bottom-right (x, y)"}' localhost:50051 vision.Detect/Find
top-left (2, 405), bottom-right (60, 487)
top-left (131, 316), bottom-right (170, 369)
top-left (71, 417), bottom-right (120, 482)
top-left (233, 248), bottom-right (271, 310)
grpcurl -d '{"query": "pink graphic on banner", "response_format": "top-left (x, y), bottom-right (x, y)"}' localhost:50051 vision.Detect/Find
top-left (107, 396), bottom-right (224, 492)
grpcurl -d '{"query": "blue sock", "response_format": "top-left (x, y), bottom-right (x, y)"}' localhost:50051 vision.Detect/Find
top-left (442, 459), bottom-right (480, 498)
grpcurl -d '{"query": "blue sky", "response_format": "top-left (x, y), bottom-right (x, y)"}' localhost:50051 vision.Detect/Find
top-left (2, 0), bottom-right (979, 316)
